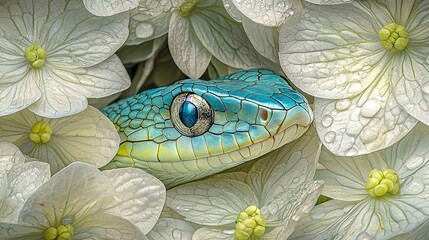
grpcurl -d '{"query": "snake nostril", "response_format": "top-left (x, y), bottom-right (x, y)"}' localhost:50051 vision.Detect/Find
top-left (259, 108), bottom-right (268, 122)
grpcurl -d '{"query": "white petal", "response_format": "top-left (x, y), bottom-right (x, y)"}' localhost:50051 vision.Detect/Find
top-left (120, 36), bottom-right (167, 65)
top-left (19, 163), bottom-right (114, 224)
top-left (0, 142), bottom-right (26, 177)
top-left (138, 0), bottom-right (185, 16)
top-left (242, 17), bottom-right (279, 63)
top-left (28, 55), bottom-right (130, 118)
top-left (316, 146), bottom-right (386, 201)
top-left (169, 12), bottom-right (211, 78)
top-left (192, 227), bottom-right (234, 240)
top-left (127, 11), bottom-right (171, 45)
top-left (314, 70), bottom-right (418, 156)
top-left (190, 2), bottom-right (263, 70)
top-left (103, 168), bottom-right (166, 234)
top-left (83, 0), bottom-right (139, 16)
top-left (393, 49), bottom-right (429, 125)
top-left (231, 0), bottom-right (302, 27)
top-left (390, 218), bottom-right (429, 240)
top-left (147, 218), bottom-right (196, 240)
top-left (167, 179), bottom-right (257, 225)
top-left (1, 161), bottom-right (50, 222)
top-left (247, 126), bottom-right (320, 204)
top-left (305, 0), bottom-right (354, 4)
top-left (42, 1), bottom-right (129, 68)
top-left (23, 106), bottom-right (119, 173)
top-left (279, 3), bottom-right (387, 99)
top-left (210, 172), bottom-right (248, 182)
top-left (0, 222), bottom-right (44, 239)
top-left (222, 0), bottom-right (244, 22)
top-left (73, 212), bottom-right (147, 240)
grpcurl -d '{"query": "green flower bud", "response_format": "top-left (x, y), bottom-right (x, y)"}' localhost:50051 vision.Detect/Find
top-left (378, 23), bottom-right (409, 52)
top-left (43, 224), bottom-right (73, 240)
top-left (365, 169), bottom-right (400, 197)
top-left (24, 44), bottom-right (47, 68)
top-left (235, 206), bottom-right (266, 240)
top-left (29, 121), bottom-right (53, 144)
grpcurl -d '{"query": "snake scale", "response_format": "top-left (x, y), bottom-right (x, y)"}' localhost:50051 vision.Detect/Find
top-left (102, 69), bottom-right (313, 188)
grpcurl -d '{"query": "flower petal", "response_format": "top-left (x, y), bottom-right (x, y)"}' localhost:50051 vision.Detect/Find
top-left (279, 3), bottom-right (386, 99)
top-left (83, 0), bottom-right (139, 16)
top-left (147, 218), bottom-right (196, 240)
top-left (19, 163), bottom-right (114, 225)
top-left (42, 0), bottom-right (129, 68)
top-left (314, 69), bottom-right (418, 156)
top-left (28, 55), bottom-right (130, 118)
top-left (169, 12), bottom-right (212, 78)
top-left (230, 0), bottom-right (302, 27)
top-left (103, 168), bottom-right (166, 234)
top-left (247, 126), bottom-right (320, 205)
top-left (0, 142), bottom-right (26, 176)
top-left (127, 12), bottom-right (170, 46)
top-left (0, 221), bottom-right (44, 239)
top-left (316, 146), bottom-right (386, 201)
top-left (138, 0), bottom-right (185, 16)
top-left (167, 179), bottom-right (257, 225)
top-left (1, 161), bottom-right (50, 222)
top-left (190, 1), bottom-right (263, 70)
top-left (305, 0), bottom-right (354, 4)
top-left (21, 106), bottom-right (119, 173)
top-left (73, 212), bottom-right (147, 240)
top-left (192, 226), bottom-right (234, 240)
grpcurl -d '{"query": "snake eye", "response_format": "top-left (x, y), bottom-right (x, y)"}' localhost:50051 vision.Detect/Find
top-left (170, 93), bottom-right (214, 137)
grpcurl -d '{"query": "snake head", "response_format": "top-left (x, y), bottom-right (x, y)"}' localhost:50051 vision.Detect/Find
top-left (102, 69), bottom-right (313, 187)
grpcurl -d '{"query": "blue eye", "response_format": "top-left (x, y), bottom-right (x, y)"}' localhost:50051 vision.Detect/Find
top-left (179, 101), bottom-right (198, 127)
top-left (171, 93), bottom-right (213, 137)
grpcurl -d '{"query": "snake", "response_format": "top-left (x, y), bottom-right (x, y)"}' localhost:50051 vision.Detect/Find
top-left (102, 69), bottom-right (313, 188)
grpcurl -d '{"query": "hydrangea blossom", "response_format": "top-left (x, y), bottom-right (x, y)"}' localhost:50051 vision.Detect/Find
top-left (167, 126), bottom-right (323, 239)
top-left (0, 162), bottom-right (166, 239)
top-left (292, 123), bottom-right (429, 239)
top-left (0, 106), bottom-right (120, 174)
top-left (0, 0), bottom-right (131, 118)
top-left (0, 142), bottom-right (50, 222)
top-left (279, 0), bottom-right (429, 156)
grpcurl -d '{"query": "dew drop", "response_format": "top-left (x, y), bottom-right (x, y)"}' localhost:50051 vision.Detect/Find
top-left (335, 99), bottom-right (352, 111)
top-left (172, 229), bottom-right (182, 239)
top-left (136, 22), bottom-right (154, 38)
top-left (346, 147), bottom-right (358, 156)
top-left (347, 81), bottom-right (362, 93)
top-left (405, 156), bottom-right (424, 170)
top-left (292, 177), bottom-right (300, 184)
top-left (360, 128), bottom-right (378, 144)
top-left (422, 82), bottom-right (429, 94)
top-left (268, 202), bottom-right (279, 215)
top-left (321, 115), bottom-right (333, 127)
top-left (356, 231), bottom-right (374, 240)
top-left (342, 204), bottom-right (353, 213)
top-left (324, 131), bottom-right (336, 143)
top-left (360, 99), bottom-right (381, 118)
top-left (403, 180), bottom-right (424, 194)
top-left (362, 65), bottom-right (371, 71)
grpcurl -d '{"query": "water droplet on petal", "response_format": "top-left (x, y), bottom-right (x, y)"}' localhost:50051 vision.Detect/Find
top-left (292, 177), bottom-right (299, 184)
top-left (405, 156), bottom-right (424, 170)
top-left (360, 128), bottom-right (378, 144)
top-left (403, 180), bottom-right (424, 194)
top-left (321, 115), bottom-right (333, 127)
top-left (324, 131), bottom-right (336, 143)
top-left (335, 99), bottom-right (352, 111)
top-left (136, 23), bottom-right (154, 38)
top-left (356, 231), bottom-right (374, 240)
top-left (347, 81), bottom-right (362, 93)
top-left (346, 147), bottom-right (358, 156)
top-left (360, 99), bottom-right (381, 118)
top-left (268, 202), bottom-right (279, 215)
top-left (173, 230), bottom-right (182, 239)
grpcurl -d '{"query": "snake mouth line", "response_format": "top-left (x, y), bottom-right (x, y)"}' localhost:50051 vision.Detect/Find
top-left (113, 123), bottom-right (310, 187)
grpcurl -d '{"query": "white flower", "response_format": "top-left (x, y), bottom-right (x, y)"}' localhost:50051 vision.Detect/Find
top-left (167, 126), bottom-right (323, 239)
top-left (292, 123), bottom-right (429, 239)
top-left (0, 162), bottom-right (166, 239)
top-left (0, 0), bottom-right (130, 118)
top-left (0, 106), bottom-right (120, 174)
top-left (279, 0), bottom-right (429, 156)
top-left (0, 142), bottom-right (50, 222)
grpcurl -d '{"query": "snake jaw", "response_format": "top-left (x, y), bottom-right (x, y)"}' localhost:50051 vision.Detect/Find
top-left (102, 69), bottom-right (313, 187)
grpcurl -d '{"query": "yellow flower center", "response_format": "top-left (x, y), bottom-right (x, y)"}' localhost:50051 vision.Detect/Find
top-left (235, 206), bottom-right (266, 240)
top-left (29, 121), bottom-right (53, 144)
top-left (378, 23), bottom-right (409, 52)
top-left (24, 44), bottom-right (47, 68)
top-left (43, 224), bottom-right (74, 240)
top-left (365, 168), bottom-right (400, 197)
top-left (177, 0), bottom-right (199, 17)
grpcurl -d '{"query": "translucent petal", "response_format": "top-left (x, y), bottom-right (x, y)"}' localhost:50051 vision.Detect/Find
top-left (192, 226), bottom-right (234, 240)
top-left (83, 0), bottom-right (139, 16)
top-left (314, 68), bottom-right (418, 156)
top-left (279, 3), bottom-right (386, 99)
top-left (305, 0), bottom-right (353, 4)
top-left (169, 12), bottom-right (211, 78)
top-left (316, 147), bottom-right (387, 201)
top-left (28, 55), bottom-right (130, 118)
top-left (167, 179), bottom-right (257, 225)
top-left (103, 168), bottom-right (166, 234)
top-left (138, 0), bottom-right (185, 16)
top-left (190, 1), bottom-right (263, 70)
top-left (0, 142), bottom-right (26, 177)
top-left (147, 218), bottom-right (196, 240)
top-left (230, 0), bottom-right (302, 27)
top-left (127, 11), bottom-right (170, 45)
top-left (247, 126), bottom-right (320, 205)
top-left (0, 221), bottom-right (44, 239)
top-left (41, 1), bottom-right (129, 68)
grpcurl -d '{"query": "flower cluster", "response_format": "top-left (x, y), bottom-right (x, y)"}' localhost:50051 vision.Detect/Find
top-left (1, 0), bottom-right (429, 239)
